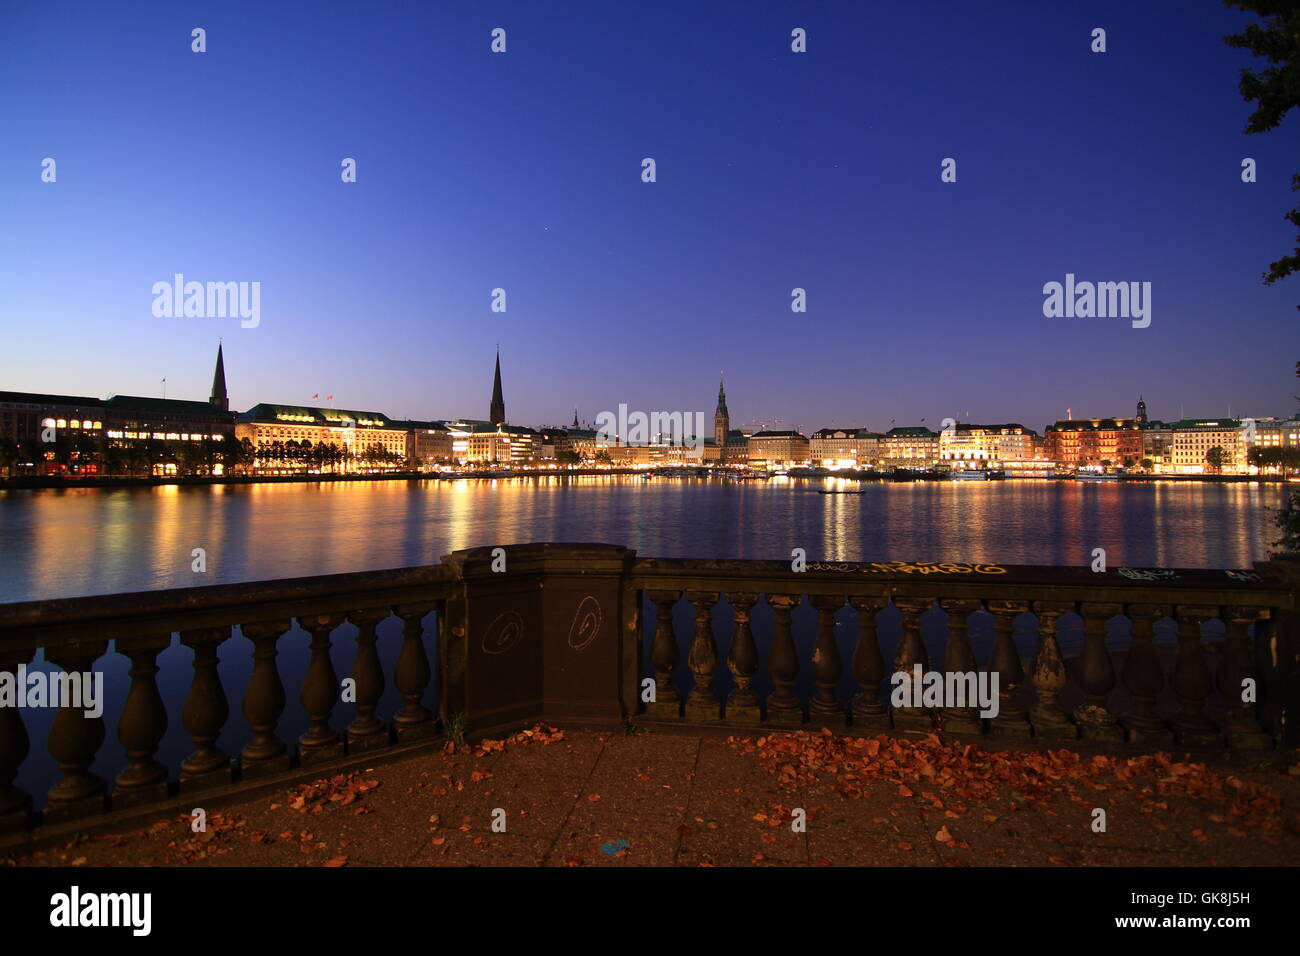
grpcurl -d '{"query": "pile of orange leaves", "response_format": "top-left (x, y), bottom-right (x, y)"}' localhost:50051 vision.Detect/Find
top-left (285, 772), bottom-right (381, 814)
top-left (729, 729), bottom-right (1286, 834)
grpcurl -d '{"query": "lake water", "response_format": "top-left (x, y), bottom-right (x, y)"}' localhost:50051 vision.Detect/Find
top-left (0, 476), bottom-right (1285, 603)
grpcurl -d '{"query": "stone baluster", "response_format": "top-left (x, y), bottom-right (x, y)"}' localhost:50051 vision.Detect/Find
top-left (44, 640), bottom-right (109, 823)
top-left (684, 591), bottom-right (722, 721)
top-left (986, 600), bottom-right (1029, 735)
top-left (808, 595), bottom-right (847, 728)
top-left (848, 597), bottom-right (888, 730)
top-left (179, 627), bottom-right (233, 792)
top-left (345, 608), bottom-right (390, 751)
top-left (392, 604), bottom-right (437, 740)
top-left (765, 594), bottom-right (803, 727)
top-left (112, 633), bottom-right (172, 807)
top-left (1219, 606), bottom-right (1271, 751)
top-left (938, 599), bottom-right (983, 735)
top-left (1029, 602), bottom-right (1075, 738)
top-left (646, 590), bottom-right (683, 718)
top-left (0, 649), bottom-right (34, 833)
top-left (724, 592), bottom-right (761, 724)
top-left (891, 597), bottom-right (933, 732)
top-left (240, 620), bottom-right (291, 778)
top-left (1076, 603), bottom-right (1123, 741)
top-left (1171, 606), bottom-right (1219, 746)
top-left (1120, 604), bottom-right (1172, 745)
top-left (297, 613), bottom-right (345, 763)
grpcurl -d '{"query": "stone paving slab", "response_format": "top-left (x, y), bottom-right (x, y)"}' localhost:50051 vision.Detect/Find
top-left (4, 727), bottom-right (1299, 868)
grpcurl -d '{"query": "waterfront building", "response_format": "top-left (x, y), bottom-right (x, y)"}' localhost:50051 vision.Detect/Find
top-left (1043, 417), bottom-right (1143, 470)
top-left (0, 392), bottom-right (104, 445)
top-left (1169, 418), bottom-right (1246, 474)
top-left (809, 428), bottom-right (882, 469)
top-left (236, 404), bottom-right (406, 472)
top-left (878, 426), bottom-right (939, 468)
top-left (1140, 420), bottom-right (1174, 471)
top-left (466, 423), bottom-right (538, 465)
top-left (388, 420), bottom-right (453, 469)
top-left (747, 430), bottom-right (810, 468)
top-left (939, 423), bottom-right (1037, 470)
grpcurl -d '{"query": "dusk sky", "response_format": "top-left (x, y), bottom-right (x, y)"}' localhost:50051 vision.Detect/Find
top-left (2, 1), bottom-right (1296, 434)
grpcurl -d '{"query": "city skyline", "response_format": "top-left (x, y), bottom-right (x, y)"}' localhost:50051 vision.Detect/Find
top-left (3, 3), bottom-right (1297, 431)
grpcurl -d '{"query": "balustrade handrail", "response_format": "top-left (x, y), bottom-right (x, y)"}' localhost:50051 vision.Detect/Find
top-left (628, 556), bottom-right (1294, 609)
top-left (0, 564), bottom-right (456, 649)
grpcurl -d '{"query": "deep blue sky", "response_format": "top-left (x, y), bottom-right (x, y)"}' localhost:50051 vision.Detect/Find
top-left (2, 1), bottom-right (1296, 434)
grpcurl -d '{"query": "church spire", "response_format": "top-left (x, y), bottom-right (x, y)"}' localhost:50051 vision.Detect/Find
top-left (489, 349), bottom-right (505, 425)
top-left (572, 407), bottom-right (579, 428)
top-left (210, 342), bottom-right (229, 412)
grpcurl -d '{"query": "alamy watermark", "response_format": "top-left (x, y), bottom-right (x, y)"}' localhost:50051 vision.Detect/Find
top-left (594, 404), bottom-right (706, 451)
top-left (0, 664), bottom-right (103, 718)
top-left (890, 664), bottom-right (1000, 719)
top-left (1042, 273), bottom-right (1150, 328)
top-left (152, 274), bottom-right (261, 328)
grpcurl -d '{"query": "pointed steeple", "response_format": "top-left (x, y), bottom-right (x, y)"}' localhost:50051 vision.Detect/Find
top-left (1136, 394), bottom-right (1148, 425)
top-left (489, 349), bottom-right (505, 425)
top-left (714, 372), bottom-right (730, 453)
top-left (210, 342), bottom-right (229, 412)
top-left (572, 408), bottom-right (579, 428)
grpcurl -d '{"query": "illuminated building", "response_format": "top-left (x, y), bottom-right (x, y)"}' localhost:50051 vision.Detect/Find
top-left (1043, 418), bottom-right (1143, 470)
top-left (939, 423), bottom-right (1036, 470)
top-left (878, 426), bottom-right (939, 468)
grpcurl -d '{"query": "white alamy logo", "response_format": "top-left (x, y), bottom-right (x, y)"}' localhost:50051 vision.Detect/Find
top-left (594, 404), bottom-right (707, 451)
top-left (152, 274), bottom-right (261, 328)
top-left (50, 886), bottom-right (151, 936)
top-left (890, 664), bottom-right (1000, 719)
top-left (1042, 273), bottom-right (1151, 328)
top-left (0, 664), bottom-right (102, 718)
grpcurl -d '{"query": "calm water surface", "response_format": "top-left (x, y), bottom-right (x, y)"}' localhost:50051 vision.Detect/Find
top-left (0, 476), bottom-right (1285, 603)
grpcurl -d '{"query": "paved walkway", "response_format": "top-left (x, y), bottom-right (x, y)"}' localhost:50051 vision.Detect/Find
top-left (6, 726), bottom-right (1299, 867)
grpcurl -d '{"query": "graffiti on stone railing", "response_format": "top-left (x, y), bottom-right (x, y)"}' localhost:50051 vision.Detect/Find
top-left (567, 595), bottom-right (602, 651)
top-left (1225, 570), bottom-right (1262, 583)
top-left (1117, 568), bottom-right (1180, 581)
top-left (806, 561), bottom-right (1007, 575)
top-left (806, 561), bottom-right (1008, 574)
top-left (482, 610), bottom-right (524, 655)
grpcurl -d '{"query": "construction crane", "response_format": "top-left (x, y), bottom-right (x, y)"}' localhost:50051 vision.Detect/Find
top-left (748, 418), bottom-right (783, 433)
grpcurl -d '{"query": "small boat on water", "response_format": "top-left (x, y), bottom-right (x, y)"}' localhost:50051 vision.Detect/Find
top-left (950, 471), bottom-right (988, 481)
top-left (1074, 472), bottom-right (1119, 482)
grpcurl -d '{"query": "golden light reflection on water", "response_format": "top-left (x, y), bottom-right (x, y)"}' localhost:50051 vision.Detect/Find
top-left (0, 477), bottom-right (1287, 602)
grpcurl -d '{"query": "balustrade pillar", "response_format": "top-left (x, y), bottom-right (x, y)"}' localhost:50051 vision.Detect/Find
top-left (684, 591), bottom-right (722, 721)
top-left (179, 627), bottom-right (233, 792)
top-left (938, 599), bottom-right (983, 735)
top-left (765, 594), bottom-right (803, 727)
top-left (392, 604), bottom-right (437, 740)
top-left (1220, 606), bottom-right (1271, 751)
top-left (0, 649), bottom-right (34, 834)
top-left (44, 641), bottom-right (109, 823)
top-left (986, 601), bottom-right (1029, 735)
top-left (297, 613), bottom-right (345, 763)
top-left (646, 590), bottom-right (683, 718)
top-left (808, 595), bottom-right (847, 728)
top-left (1075, 603), bottom-right (1123, 741)
top-left (891, 597), bottom-right (933, 732)
top-left (345, 608), bottom-right (390, 751)
top-left (1029, 603), bottom-right (1075, 738)
top-left (240, 620), bottom-right (291, 778)
top-left (112, 633), bottom-right (172, 807)
top-left (1120, 604), bottom-right (1172, 745)
top-left (848, 597), bottom-right (888, 730)
top-left (1171, 606), bottom-right (1219, 746)
top-left (724, 593), bottom-right (761, 724)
